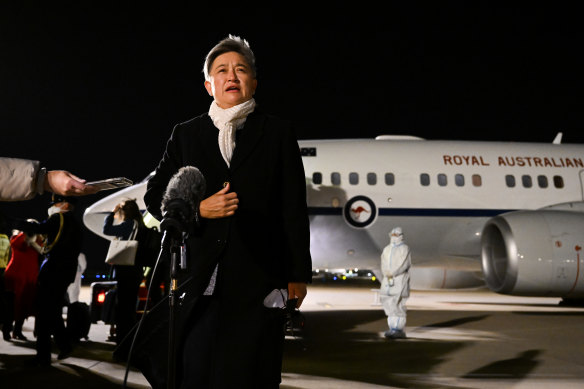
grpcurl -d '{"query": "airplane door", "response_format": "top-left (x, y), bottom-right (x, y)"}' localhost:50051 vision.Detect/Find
top-left (580, 170), bottom-right (584, 200)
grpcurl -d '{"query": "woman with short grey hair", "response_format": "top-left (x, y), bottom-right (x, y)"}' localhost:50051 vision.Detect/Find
top-left (141, 35), bottom-right (312, 388)
top-left (203, 34), bottom-right (257, 81)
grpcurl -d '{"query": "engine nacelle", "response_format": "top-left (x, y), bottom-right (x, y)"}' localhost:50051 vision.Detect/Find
top-left (481, 210), bottom-right (584, 298)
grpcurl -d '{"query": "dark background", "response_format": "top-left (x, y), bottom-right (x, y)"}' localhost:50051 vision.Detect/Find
top-left (1, 3), bottom-right (583, 280)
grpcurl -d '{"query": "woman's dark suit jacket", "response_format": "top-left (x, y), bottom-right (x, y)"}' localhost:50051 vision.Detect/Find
top-left (134, 108), bottom-right (312, 388)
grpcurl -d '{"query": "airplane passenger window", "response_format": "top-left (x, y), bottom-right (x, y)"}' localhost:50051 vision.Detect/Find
top-left (312, 172), bottom-right (322, 185)
top-left (522, 175), bottom-right (532, 188)
top-left (437, 174), bottom-right (447, 186)
top-left (367, 172), bottom-right (377, 185)
top-left (505, 175), bottom-right (516, 187)
top-left (472, 174), bottom-right (482, 187)
top-left (553, 175), bottom-right (564, 188)
top-left (537, 175), bottom-right (548, 188)
top-left (385, 173), bottom-right (395, 185)
top-left (455, 174), bottom-right (465, 186)
top-left (349, 172), bottom-right (359, 185)
top-left (420, 173), bottom-right (430, 186)
top-left (331, 172), bottom-right (341, 185)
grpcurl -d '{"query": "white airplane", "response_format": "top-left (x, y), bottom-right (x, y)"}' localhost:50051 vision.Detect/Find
top-left (83, 133), bottom-right (584, 302)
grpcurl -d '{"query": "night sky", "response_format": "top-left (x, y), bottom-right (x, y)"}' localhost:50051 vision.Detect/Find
top-left (2, 3), bottom-right (583, 277)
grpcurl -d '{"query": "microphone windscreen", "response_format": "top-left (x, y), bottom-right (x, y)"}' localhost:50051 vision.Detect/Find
top-left (161, 166), bottom-right (206, 216)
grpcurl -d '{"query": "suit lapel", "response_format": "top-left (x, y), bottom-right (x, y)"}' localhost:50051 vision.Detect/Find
top-left (230, 111), bottom-right (265, 172)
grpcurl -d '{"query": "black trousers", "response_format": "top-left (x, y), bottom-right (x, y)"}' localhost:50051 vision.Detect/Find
top-left (113, 265), bottom-right (143, 345)
top-left (2, 291), bottom-right (24, 335)
top-left (35, 276), bottom-right (71, 361)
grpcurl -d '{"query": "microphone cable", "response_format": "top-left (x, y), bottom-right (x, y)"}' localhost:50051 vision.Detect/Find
top-left (121, 244), bottom-right (165, 388)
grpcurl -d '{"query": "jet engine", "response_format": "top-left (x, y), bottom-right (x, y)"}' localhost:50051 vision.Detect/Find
top-left (481, 210), bottom-right (584, 298)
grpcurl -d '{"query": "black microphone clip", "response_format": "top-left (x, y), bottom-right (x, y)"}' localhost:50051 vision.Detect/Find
top-left (160, 198), bottom-right (192, 240)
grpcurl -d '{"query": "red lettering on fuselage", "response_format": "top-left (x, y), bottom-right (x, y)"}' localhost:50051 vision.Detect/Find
top-left (497, 156), bottom-right (584, 168)
top-left (444, 154), bottom-right (583, 168)
top-left (443, 155), bottom-right (490, 166)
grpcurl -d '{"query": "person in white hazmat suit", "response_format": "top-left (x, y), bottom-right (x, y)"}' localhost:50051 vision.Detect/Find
top-left (380, 227), bottom-right (411, 339)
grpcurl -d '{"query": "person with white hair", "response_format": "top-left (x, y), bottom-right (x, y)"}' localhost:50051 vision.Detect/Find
top-left (380, 227), bottom-right (411, 339)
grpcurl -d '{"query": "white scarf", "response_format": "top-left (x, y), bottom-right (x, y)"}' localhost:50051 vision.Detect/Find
top-left (208, 98), bottom-right (256, 167)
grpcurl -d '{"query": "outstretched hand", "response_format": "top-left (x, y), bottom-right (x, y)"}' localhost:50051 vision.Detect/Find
top-left (199, 182), bottom-right (239, 219)
top-left (45, 170), bottom-right (99, 196)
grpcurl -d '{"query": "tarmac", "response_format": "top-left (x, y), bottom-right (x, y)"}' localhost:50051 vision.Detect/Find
top-left (1, 280), bottom-right (583, 388)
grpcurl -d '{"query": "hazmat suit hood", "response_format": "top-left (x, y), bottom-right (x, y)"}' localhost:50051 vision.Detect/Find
top-left (389, 227), bottom-right (404, 245)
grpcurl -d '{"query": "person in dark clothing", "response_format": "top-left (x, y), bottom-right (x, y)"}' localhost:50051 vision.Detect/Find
top-left (102, 198), bottom-right (146, 349)
top-left (140, 35), bottom-right (313, 389)
top-left (17, 195), bottom-right (82, 366)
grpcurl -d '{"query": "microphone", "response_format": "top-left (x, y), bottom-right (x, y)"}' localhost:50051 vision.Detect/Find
top-left (160, 166), bottom-right (206, 239)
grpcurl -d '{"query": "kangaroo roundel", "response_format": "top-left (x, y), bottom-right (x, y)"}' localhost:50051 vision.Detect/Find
top-left (344, 196), bottom-right (377, 228)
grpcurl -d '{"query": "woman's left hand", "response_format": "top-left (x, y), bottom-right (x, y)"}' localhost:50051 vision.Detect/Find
top-left (199, 183), bottom-right (239, 219)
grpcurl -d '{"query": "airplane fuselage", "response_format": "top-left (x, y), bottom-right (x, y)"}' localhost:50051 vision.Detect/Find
top-left (299, 137), bottom-right (584, 290)
top-left (83, 136), bottom-right (584, 296)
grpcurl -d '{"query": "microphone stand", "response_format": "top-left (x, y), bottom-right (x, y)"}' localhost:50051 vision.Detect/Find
top-left (159, 197), bottom-right (197, 389)
top-left (167, 232), bottom-right (184, 389)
